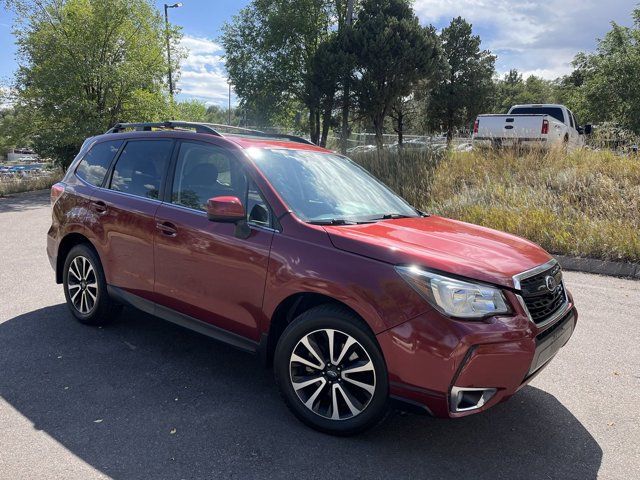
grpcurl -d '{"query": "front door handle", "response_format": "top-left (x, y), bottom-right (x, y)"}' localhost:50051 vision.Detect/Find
top-left (156, 221), bottom-right (178, 237)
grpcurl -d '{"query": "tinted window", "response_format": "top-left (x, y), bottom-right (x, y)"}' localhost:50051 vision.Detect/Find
top-left (110, 140), bottom-right (173, 199)
top-left (510, 107), bottom-right (564, 123)
top-left (171, 142), bottom-right (246, 211)
top-left (76, 140), bottom-right (122, 186)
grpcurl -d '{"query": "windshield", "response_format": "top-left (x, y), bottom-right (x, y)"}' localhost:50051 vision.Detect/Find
top-left (248, 148), bottom-right (419, 223)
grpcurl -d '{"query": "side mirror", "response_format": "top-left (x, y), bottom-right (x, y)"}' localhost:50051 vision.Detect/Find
top-left (207, 196), bottom-right (245, 223)
top-left (584, 124), bottom-right (593, 135)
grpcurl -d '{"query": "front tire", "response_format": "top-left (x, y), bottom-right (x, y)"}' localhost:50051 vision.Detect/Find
top-left (63, 244), bottom-right (120, 325)
top-left (274, 305), bottom-right (389, 435)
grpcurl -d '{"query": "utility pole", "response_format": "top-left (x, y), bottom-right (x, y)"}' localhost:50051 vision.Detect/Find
top-left (228, 82), bottom-right (232, 125)
top-left (340, 0), bottom-right (354, 154)
top-left (164, 3), bottom-right (183, 97)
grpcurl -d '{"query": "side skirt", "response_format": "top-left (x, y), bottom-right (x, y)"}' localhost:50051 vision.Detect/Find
top-left (107, 285), bottom-right (259, 354)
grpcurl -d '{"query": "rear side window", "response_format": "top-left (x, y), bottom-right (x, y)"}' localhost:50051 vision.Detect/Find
top-left (510, 107), bottom-right (564, 123)
top-left (76, 140), bottom-right (122, 187)
top-left (109, 140), bottom-right (173, 200)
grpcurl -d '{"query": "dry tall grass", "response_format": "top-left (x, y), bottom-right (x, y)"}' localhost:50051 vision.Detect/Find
top-left (353, 147), bottom-right (640, 263)
top-left (0, 172), bottom-right (62, 196)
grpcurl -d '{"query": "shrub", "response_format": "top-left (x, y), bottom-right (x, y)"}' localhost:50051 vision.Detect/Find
top-left (0, 172), bottom-right (62, 196)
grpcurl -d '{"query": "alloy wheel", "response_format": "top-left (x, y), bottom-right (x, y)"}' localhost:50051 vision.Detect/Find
top-left (289, 328), bottom-right (376, 421)
top-left (67, 256), bottom-right (98, 315)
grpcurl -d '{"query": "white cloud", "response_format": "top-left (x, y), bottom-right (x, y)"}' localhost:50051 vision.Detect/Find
top-left (176, 35), bottom-right (235, 106)
top-left (414, 0), bottom-right (635, 79)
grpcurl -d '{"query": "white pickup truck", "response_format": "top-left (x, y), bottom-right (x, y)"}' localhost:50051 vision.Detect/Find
top-left (472, 104), bottom-right (591, 149)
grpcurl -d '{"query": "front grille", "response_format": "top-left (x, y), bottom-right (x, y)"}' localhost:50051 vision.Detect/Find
top-left (520, 263), bottom-right (567, 325)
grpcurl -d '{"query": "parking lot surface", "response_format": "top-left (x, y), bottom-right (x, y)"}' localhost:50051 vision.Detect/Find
top-left (1, 190), bottom-right (639, 479)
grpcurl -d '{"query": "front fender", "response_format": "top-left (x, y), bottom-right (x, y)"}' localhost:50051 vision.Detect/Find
top-left (262, 231), bottom-right (428, 335)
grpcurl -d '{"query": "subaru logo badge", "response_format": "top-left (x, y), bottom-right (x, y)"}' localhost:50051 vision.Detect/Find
top-left (545, 275), bottom-right (557, 292)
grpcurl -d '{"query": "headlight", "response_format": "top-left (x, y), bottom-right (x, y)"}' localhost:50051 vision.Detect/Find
top-left (395, 266), bottom-right (510, 319)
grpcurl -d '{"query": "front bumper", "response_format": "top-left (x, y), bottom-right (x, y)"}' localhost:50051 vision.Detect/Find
top-left (378, 293), bottom-right (577, 418)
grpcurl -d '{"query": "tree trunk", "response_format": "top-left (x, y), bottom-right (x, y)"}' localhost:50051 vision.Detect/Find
top-left (373, 115), bottom-right (384, 150)
top-left (446, 108), bottom-right (454, 146)
top-left (320, 100), bottom-right (332, 147)
top-left (309, 107), bottom-right (320, 145)
top-left (396, 110), bottom-right (404, 149)
top-left (340, 82), bottom-right (350, 153)
top-left (339, 0), bottom-right (354, 154)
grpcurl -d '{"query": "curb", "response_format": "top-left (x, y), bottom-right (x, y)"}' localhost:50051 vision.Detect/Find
top-left (554, 255), bottom-right (640, 280)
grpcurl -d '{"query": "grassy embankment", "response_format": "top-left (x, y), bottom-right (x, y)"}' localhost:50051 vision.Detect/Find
top-left (352, 147), bottom-right (640, 263)
top-left (0, 172), bottom-right (62, 197)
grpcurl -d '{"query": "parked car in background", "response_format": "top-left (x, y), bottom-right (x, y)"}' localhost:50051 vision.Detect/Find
top-left (346, 144), bottom-right (377, 155)
top-left (473, 104), bottom-right (591, 149)
top-left (47, 121), bottom-right (577, 435)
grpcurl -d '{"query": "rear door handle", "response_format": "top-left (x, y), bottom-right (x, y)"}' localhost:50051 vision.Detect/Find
top-left (92, 200), bottom-right (108, 214)
top-left (156, 221), bottom-right (177, 236)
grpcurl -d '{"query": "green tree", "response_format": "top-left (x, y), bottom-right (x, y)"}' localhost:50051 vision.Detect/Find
top-left (427, 17), bottom-right (495, 141)
top-left (493, 69), bottom-right (524, 113)
top-left (493, 69), bottom-right (557, 113)
top-left (349, 0), bottom-right (441, 149)
top-left (203, 105), bottom-right (245, 126)
top-left (221, 0), bottom-right (334, 142)
top-left (173, 99), bottom-right (208, 122)
top-left (565, 7), bottom-right (640, 132)
top-left (7, 0), bottom-right (180, 167)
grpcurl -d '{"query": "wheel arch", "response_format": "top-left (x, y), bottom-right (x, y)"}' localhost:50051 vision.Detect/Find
top-left (56, 232), bottom-right (96, 283)
top-left (263, 292), bottom-right (377, 367)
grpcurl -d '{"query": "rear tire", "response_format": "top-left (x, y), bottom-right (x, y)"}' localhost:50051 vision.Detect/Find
top-left (274, 304), bottom-right (389, 436)
top-left (63, 244), bottom-right (120, 325)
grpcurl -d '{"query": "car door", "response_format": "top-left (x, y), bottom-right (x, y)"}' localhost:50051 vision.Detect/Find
top-left (566, 109), bottom-right (580, 147)
top-left (153, 140), bottom-right (275, 341)
top-left (98, 138), bottom-right (174, 300)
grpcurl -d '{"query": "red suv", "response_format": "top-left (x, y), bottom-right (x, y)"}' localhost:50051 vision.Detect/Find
top-left (47, 121), bottom-right (577, 435)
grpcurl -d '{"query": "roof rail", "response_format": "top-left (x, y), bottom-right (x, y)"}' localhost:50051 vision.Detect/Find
top-left (203, 124), bottom-right (266, 135)
top-left (256, 132), bottom-right (316, 145)
top-left (203, 123), bottom-right (315, 145)
top-left (105, 121), bottom-right (222, 135)
top-left (105, 121), bottom-right (315, 145)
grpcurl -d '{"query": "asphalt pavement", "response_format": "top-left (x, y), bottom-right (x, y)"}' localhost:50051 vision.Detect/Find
top-left (0, 190), bottom-right (638, 480)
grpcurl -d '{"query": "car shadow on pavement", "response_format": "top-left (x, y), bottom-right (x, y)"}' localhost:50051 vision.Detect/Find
top-left (0, 189), bottom-right (50, 213)
top-left (0, 304), bottom-right (603, 480)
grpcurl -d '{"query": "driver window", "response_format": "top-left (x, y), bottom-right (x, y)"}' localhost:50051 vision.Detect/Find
top-left (171, 142), bottom-right (246, 212)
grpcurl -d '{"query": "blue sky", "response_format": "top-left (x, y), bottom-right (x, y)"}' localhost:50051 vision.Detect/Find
top-left (0, 0), bottom-right (636, 107)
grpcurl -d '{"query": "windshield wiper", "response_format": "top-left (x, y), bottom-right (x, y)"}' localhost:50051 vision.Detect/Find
top-left (368, 211), bottom-right (430, 221)
top-left (308, 218), bottom-right (359, 226)
top-left (365, 213), bottom-right (415, 221)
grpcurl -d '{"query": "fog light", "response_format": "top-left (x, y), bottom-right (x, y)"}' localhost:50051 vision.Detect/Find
top-left (450, 386), bottom-right (497, 413)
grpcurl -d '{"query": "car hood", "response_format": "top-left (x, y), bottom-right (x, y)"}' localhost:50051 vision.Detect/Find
top-left (323, 216), bottom-right (552, 288)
